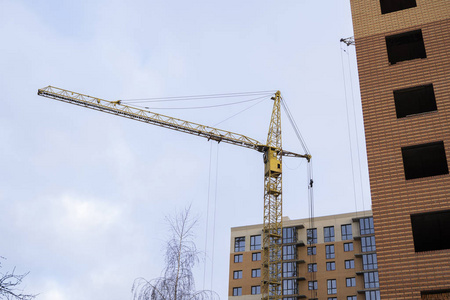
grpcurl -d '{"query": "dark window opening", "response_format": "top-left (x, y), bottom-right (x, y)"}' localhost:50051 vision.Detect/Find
top-left (394, 84), bottom-right (437, 118)
top-left (380, 0), bottom-right (416, 14)
top-left (402, 141), bottom-right (449, 180)
top-left (421, 290), bottom-right (450, 300)
top-left (386, 29), bottom-right (426, 64)
top-left (411, 210), bottom-right (450, 252)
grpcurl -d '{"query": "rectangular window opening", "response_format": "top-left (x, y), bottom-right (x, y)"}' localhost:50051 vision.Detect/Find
top-left (411, 210), bottom-right (450, 252)
top-left (386, 29), bottom-right (426, 64)
top-left (402, 141), bottom-right (449, 180)
top-left (380, 0), bottom-right (416, 14)
top-left (394, 84), bottom-right (437, 118)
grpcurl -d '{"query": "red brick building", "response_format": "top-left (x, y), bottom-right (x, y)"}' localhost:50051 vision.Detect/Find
top-left (349, 0), bottom-right (450, 298)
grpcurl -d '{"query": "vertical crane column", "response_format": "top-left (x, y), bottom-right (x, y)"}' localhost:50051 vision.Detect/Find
top-left (262, 91), bottom-right (283, 300)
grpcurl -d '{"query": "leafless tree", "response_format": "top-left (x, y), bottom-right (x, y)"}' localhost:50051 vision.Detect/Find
top-left (132, 206), bottom-right (218, 300)
top-left (0, 258), bottom-right (36, 300)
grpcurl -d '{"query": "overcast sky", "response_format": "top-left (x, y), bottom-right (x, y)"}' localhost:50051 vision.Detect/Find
top-left (0, 1), bottom-right (370, 299)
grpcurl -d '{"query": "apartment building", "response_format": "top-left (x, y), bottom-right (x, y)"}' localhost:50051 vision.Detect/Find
top-left (349, 0), bottom-right (450, 299)
top-left (228, 211), bottom-right (379, 300)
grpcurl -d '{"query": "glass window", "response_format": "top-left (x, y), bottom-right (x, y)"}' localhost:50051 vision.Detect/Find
top-left (347, 296), bottom-right (357, 300)
top-left (252, 268), bottom-right (261, 278)
top-left (233, 270), bottom-right (242, 279)
top-left (327, 279), bottom-right (337, 294)
top-left (283, 262), bottom-right (296, 277)
top-left (307, 228), bottom-right (317, 244)
top-left (346, 277), bottom-right (356, 287)
top-left (341, 224), bottom-right (352, 240)
top-left (283, 279), bottom-right (297, 295)
top-left (307, 246), bottom-right (316, 255)
top-left (234, 254), bottom-right (243, 263)
top-left (360, 217), bottom-right (375, 235)
top-left (252, 252), bottom-right (261, 261)
top-left (232, 287), bottom-right (242, 296)
top-left (345, 259), bottom-right (355, 269)
top-left (251, 286), bottom-right (261, 295)
top-left (234, 237), bottom-right (245, 252)
top-left (344, 242), bottom-right (353, 252)
top-left (364, 271), bottom-right (379, 289)
top-left (365, 290), bottom-right (381, 300)
top-left (326, 261), bottom-right (336, 271)
top-left (308, 281), bottom-right (318, 290)
top-left (361, 236), bottom-right (376, 252)
top-left (283, 245), bottom-right (296, 260)
top-left (283, 227), bottom-right (296, 243)
top-left (308, 263), bottom-right (317, 272)
top-left (363, 253), bottom-right (378, 270)
top-left (328, 298), bottom-right (337, 300)
top-left (250, 235), bottom-right (261, 250)
top-left (326, 244), bottom-right (335, 259)
top-left (324, 226), bottom-right (335, 242)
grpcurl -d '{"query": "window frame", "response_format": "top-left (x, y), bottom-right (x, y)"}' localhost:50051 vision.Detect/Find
top-left (251, 268), bottom-right (261, 278)
top-left (252, 252), bottom-right (261, 261)
top-left (308, 263), bottom-right (318, 273)
top-left (250, 235), bottom-right (261, 250)
top-left (325, 244), bottom-right (335, 259)
top-left (234, 236), bottom-right (245, 252)
top-left (307, 246), bottom-right (316, 255)
top-left (307, 228), bottom-right (317, 245)
top-left (234, 254), bottom-right (243, 263)
top-left (344, 242), bottom-right (354, 252)
top-left (341, 224), bottom-right (353, 240)
top-left (327, 279), bottom-right (337, 295)
top-left (251, 285), bottom-right (261, 295)
top-left (233, 270), bottom-right (243, 279)
top-left (324, 226), bottom-right (335, 242)
top-left (346, 277), bottom-right (356, 287)
top-left (232, 287), bottom-right (242, 296)
top-left (326, 261), bottom-right (336, 271)
top-left (345, 259), bottom-right (355, 269)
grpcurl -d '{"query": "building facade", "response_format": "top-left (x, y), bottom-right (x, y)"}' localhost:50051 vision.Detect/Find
top-left (349, 0), bottom-right (450, 299)
top-left (229, 211), bottom-right (379, 300)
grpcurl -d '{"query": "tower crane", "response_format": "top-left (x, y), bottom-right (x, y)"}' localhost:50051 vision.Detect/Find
top-left (37, 86), bottom-right (311, 300)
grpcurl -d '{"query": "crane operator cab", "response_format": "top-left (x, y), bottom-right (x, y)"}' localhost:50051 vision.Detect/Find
top-left (264, 147), bottom-right (282, 177)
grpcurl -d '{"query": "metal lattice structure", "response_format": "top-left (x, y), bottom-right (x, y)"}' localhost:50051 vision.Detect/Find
top-left (37, 86), bottom-right (311, 298)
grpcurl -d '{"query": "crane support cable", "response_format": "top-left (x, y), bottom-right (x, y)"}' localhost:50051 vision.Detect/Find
top-left (120, 90), bottom-right (276, 102)
top-left (37, 86), bottom-right (308, 159)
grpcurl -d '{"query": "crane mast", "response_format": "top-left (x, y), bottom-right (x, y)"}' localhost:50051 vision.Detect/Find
top-left (37, 86), bottom-right (310, 299)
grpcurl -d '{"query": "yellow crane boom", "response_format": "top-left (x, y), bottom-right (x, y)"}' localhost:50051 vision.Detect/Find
top-left (37, 85), bottom-right (311, 300)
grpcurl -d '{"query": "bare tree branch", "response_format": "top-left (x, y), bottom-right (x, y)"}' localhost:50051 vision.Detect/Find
top-left (132, 206), bottom-right (218, 300)
top-left (0, 258), bottom-right (37, 300)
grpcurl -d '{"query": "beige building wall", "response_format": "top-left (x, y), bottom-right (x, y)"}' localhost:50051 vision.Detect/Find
top-left (229, 211), bottom-right (375, 300)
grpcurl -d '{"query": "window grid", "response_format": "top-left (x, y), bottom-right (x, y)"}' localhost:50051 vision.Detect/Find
top-left (283, 245), bottom-right (296, 260)
top-left (252, 252), bottom-right (261, 261)
top-left (233, 270), bottom-right (242, 279)
top-left (307, 228), bottom-right (317, 245)
top-left (326, 261), bottom-right (336, 271)
top-left (326, 244), bottom-right (335, 259)
top-left (347, 296), bottom-right (357, 300)
top-left (234, 254), bottom-right (243, 263)
top-left (283, 262), bottom-right (296, 278)
top-left (363, 253), bottom-right (378, 270)
top-left (346, 277), bottom-right (356, 287)
top-left (307, 246), bottom-right (316, 255)
top-left (232, 287), bottom-right (242, 296)
top-left (251, 286), bottom-right (260, 295)
top-left (327, 279), bottom-right (337, 294)
top-left (345, 259), bottom-right (355, 269)
top-left (344, 242), bottom-right (354, 252)
top-left (360, 217), bottom-right (375, 235)
top-left (341, 224), bottom-right (353, 240)
top-left (364, 271), bottom-right (380, 289)
top-left (308, 281), bottom-right (318, 290)
top-left (308, 263), bottom-right (317, 272)
top-left (252, 268), bottom-right (261, 278)
top-left (283, 279), bottom-right (298, 295)
top-left (324, 226), bottom-right (335, 242)
top-left (365, 290), bottom-right (381, 300)
top-left (234, 237), bottom-right (245, 252)
top-left (361, 236), bottom-right (376, 252)
top-left (283, 227), bottom-right (296, 243)
top-left (250, 235), bottom-right (261, 250)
